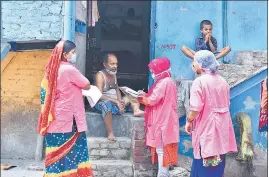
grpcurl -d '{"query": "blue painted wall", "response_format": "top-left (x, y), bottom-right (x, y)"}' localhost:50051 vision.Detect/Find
top-left (154, 1), bottom-right (224, 80)
top-left (177, 79), bottom-right (268, 158)
top-left (226, 1), bottom-right (268, 63)
top-left (151, 1), bottom-right (268, 157)
top-left (152, 1), bottom-right (267, 79)
top-left (230, 83), bottom-right (267, 149)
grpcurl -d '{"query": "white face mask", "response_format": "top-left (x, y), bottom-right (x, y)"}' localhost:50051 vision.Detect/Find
top-left (68, 54), bottom-right (77, 64)
top-left (151, 68), bottom-right (171, 80)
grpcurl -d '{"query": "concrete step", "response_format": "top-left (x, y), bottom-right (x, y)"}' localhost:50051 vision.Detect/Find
top-left (86, 112), bottom-right (138, 137)
top-left (218, 64), bottom-right (257, 87)
top-left (87, 137), bottom-right (131, 160)
top-left (234, 51), bottom-right (267, 68)
top-left (91, 160), bottom-right (133, 177)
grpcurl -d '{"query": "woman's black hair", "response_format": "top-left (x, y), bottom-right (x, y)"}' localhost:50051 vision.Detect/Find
top-left (63, 40), bottom-right (76, 53)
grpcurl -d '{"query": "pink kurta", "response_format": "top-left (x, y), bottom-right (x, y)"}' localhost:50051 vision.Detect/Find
top-left (146, 77), bottom-right (179, 148)
top-left (190, 73), bottom-right (237, 159)
top-left (47, 62), bottom-right (89, 133)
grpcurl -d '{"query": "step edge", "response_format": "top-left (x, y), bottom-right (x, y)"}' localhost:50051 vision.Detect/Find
top-left (91, 159), bottom-right (133, 165)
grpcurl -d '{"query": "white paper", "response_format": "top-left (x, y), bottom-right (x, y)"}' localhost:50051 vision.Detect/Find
top-left (82, 86), bottom-right (102, 107)
top-left (119, 86), bottom-right (139, 98)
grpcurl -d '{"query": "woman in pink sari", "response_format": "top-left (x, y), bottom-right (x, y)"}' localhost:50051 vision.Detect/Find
top-left (138, 58), bottom-right (179, 177)
top-left (186, 50), bottom-right (237, 177)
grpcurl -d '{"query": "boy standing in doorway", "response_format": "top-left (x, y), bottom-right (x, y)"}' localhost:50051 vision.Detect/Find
top-left (181, 20), bottom-right (231, 60)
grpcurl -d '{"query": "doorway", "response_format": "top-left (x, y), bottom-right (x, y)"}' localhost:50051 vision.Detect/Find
top-left (86, 1), bottom-right (151, 92)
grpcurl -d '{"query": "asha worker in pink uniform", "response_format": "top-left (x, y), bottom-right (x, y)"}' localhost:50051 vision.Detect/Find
top-left (138, 58), bottom-right (179, 177)
top-left (185, 50), bottom-right (237, 177)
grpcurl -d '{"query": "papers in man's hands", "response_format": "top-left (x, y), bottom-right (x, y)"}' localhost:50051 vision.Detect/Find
top-left (82, 86), bottom-right (102, 107)
top-left (119, 86), bottom-right (139, 98)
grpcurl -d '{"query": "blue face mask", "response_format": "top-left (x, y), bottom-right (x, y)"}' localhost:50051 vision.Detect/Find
top-left (68, 54), bottom-right (77, 64)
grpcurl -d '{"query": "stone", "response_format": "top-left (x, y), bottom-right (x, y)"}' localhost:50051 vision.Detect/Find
top-left (88, 142), bottom-right (100, 149)
top-left (122, 166), bottom-right (134, 176)
top-left (90, 149), bottom-right (100, 156)
top-left (218, 64), bottom-right (257, 87)
top-left (102, 170), bottom-right (117, 177)
top-left (99, 149), bottom-right (110, 156)
top-left (111, 149), bottom-right (129, 159)
top-left (120, 139), bottom-right (132, 148)
top-left (93, 171), bottom-right (102, 177)
top-left (107, 142), bottom-right (120, 149)
top-left (27, 164), bottom-right (45, 171)
top-left (86, 112), bottom-right (130, 137)
top-left (169, 167), bottom-right (190, 177)
top-left (91, 160), bottom-right (133, 177)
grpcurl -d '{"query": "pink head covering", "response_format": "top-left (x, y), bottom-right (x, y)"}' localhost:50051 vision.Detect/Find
top-left (148, 57), bottom-right (171, 82)
top-left (143, 57), bottom-right (172, 146)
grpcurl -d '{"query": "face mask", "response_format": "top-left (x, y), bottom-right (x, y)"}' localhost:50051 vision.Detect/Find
top-left (68, 54), bottom-right (76, 64)
top-left (155, 68), bottom-right (171, 77)
top-left (151, 68), bottom-right (171, 80)
top-left (105, 68), bottom-right (117, 75)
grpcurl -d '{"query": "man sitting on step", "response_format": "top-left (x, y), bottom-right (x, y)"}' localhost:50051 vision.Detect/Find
top-left (94, 53), bottom-right (144, 141)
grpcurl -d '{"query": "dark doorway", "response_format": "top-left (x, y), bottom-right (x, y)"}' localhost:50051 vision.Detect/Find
top-left (86, 1), bottom-right (151, 92)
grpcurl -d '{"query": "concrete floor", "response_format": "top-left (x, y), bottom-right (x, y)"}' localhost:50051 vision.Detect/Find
top-left (1, 159), bottom-right (44, 177)
top-left (1, 170), bottom-right (44, 177)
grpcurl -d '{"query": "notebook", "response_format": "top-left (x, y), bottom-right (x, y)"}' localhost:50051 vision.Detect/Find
top-left (119, 86), bottom-right (139, 98)
top-left (82, 86), bottom-right (102, 107)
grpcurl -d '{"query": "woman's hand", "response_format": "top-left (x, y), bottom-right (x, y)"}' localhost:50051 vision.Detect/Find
top-left (137, 90), bottom-right (146, 97)
top-left (82, 83), bottom-right (91, 90)
top-left (185, 121), bottom-right (193, 135)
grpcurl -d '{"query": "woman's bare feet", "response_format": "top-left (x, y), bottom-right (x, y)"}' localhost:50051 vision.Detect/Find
top-left (133, 110), bottom-right (145, 117)
top-left (108, 132), bottom-right (117, 141)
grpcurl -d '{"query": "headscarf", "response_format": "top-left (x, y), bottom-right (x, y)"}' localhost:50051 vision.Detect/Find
top-left (37, 41), bottom-right (65, 136)
top-left (144, 57), bottom-right (171, 144)
top-left (194, 50), bottom-right (220, 74)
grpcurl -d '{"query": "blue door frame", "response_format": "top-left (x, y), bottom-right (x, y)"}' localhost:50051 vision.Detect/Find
top-left (148, 1), bottom-right (157, 88)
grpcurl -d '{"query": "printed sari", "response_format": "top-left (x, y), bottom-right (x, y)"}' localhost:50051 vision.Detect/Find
top-left (38, 41), bottom-right (94, 177)
top-left (44, 122), bottom-right (94, 177)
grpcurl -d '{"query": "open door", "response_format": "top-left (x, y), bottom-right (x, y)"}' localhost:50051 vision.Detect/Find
top-left (86, 1), bottom-right (151, 92)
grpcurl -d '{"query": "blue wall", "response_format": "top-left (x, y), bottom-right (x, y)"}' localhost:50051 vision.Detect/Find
top-left (230, 83), bottom-right (267, 149)
top-left (177, 79), bottom-right (268, 158)
top-left (226, 1), bottom-right (268, 62)
top-left (154, 1), bottom-right (224, 80)
top-left (152, 1), bottom-right (267, 80)
top-left (151, 1), bottom-right (268, 157)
